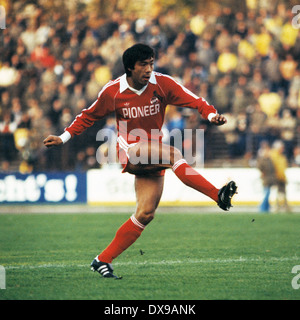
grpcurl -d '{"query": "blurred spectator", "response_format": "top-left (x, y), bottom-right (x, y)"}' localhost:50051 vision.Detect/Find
top-left (253, 26), bottom-right (272, 58)
top-left (81, 29), bottom-right (99, 53)
top-left (147, 25), bottom-right (167, 55)
top-left (228, 113), bottom-right (248, 158)
top-left (58, 84), bottom-right (71, 109)
top-left (11, 97), bottom-right (23, 125)
top-left (23, 79), bottom-right (39, 107)
top-left (94, 61), bottom-right (112, 88)
top-left (0, 111), bottom-right (18, 171)
top-left (258, 88), bottom-right (282, 117)
top-left (48, 99), bottom-right (63, 130)
top-left (232, 88), bottom-right (250, 114)
top-left (30, 44), bottom-right (56, 69)
top-left (270, 140), bottom-right (291, 212)
top-left (215, 28), bottom-right (232, 53)
top-left (279, 109), bottom-right (297, 162)
top-left (280, 21), bottom-right (299, 47)
top-left (247, 69), bottom-right (268, 92)
top-left (85, 72), bottom-right (101, 103)
top-left (189, 14), bottom-right (206, 37)
top-left (0, 91), bottom-right (11, 119)
top-left (216, 48), bottom-right (238, 73)
top-left (211, 76), bottom-right (232, 113)
top-left (85, 146), bottom-right (99, 169)
top-left (237, 38), bottom-right (255, 62)
top-left (262, 48), bottom-right (281, 92)
top-left (257, 142), bottom-right (276, 213)
top-left (248, 103), bottom-right (268, 154)
top-left (0, 62), bottom-right (18, 87)
top-left (60, 107), bottom-right (73, 130)
top-left (279, 54), bottom-right (298, 96)
top-left (20, 24), bottom-right (37, 54)
top-left (197, 40), bottom-right (217, 70)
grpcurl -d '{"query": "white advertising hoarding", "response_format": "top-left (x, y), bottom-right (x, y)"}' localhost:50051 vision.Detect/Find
top-left (87, 167), bottom-right (300, 206)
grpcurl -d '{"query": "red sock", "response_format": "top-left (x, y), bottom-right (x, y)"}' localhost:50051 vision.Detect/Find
top-left (98, 215), bottom-right (145, 263)
top-left (172, 159), bottom-right (219, 202)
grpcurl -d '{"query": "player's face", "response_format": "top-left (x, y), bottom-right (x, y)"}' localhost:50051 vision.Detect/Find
top-left (129, 57), bottom-right (154, 89)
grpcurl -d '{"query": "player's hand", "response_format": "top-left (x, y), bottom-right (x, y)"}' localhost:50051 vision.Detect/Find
top-left (43, 135), bottom-right (63, 148)
top-left (210, 114), bottom-right (227, 126)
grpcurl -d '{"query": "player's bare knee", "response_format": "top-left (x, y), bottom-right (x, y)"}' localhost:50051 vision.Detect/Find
top-left (135, 209), bottom-right (155, 225)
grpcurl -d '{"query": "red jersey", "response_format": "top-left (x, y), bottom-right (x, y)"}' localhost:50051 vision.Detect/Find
top-left (65, 72), bottom-right (217, 143)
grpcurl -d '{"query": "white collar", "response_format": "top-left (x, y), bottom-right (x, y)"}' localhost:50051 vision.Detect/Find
top-left (119, 72), bottom-right (157, 95)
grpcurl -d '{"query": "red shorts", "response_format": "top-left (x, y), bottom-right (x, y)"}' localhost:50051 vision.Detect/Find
top-left (117, 138), bottom-right (165, 177)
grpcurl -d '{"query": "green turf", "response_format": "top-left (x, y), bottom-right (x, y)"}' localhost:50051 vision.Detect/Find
top-left (0, 211), bottom-right (299, 300)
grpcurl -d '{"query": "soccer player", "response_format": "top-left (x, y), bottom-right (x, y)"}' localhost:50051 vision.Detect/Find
top-left (44, 43), bottom-right (237, 279)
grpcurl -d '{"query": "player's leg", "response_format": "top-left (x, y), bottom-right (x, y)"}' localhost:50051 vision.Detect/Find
top-left (91, 175), bottom-right (164, 278)
top-left (133, 174), bottom-right (164, 225)
top-left (126, 141), bottom-right (237, 210)
top-left (126, 141), bottom-right (220, 203)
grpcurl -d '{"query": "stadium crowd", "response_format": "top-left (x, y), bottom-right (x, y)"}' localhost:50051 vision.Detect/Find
top-left (0, 1), bottom-right (300, 172)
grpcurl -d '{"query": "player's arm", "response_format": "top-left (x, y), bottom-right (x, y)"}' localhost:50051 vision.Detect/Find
top-left (162, 75), bottom-right (226, 126)
top-left (43, 105), bottom-right (98, 148)
top-left (43, 85), bottom-right (114, 148)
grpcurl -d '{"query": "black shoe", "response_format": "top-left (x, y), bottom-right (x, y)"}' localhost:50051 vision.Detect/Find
top-left (90, 258), bottom-right (122, 279)
top-left (218, 181), bottom-right (237, 211)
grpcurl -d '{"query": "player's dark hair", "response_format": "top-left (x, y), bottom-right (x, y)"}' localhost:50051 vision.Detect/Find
top-left (122, 43), bottom-right (155, 77)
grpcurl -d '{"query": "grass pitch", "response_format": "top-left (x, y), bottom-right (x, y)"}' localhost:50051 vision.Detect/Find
top-left (0, 210), bottom-right (299, 300)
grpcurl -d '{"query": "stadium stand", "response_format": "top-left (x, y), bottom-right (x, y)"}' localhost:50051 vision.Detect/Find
top-left (0, 1), bottom-right (299, 173)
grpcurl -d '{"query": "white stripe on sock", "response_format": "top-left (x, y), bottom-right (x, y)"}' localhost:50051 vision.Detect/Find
top-left (130, 214), bottom-right (145, 230)
top-left (172, 159), bottom-right (187, 172)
